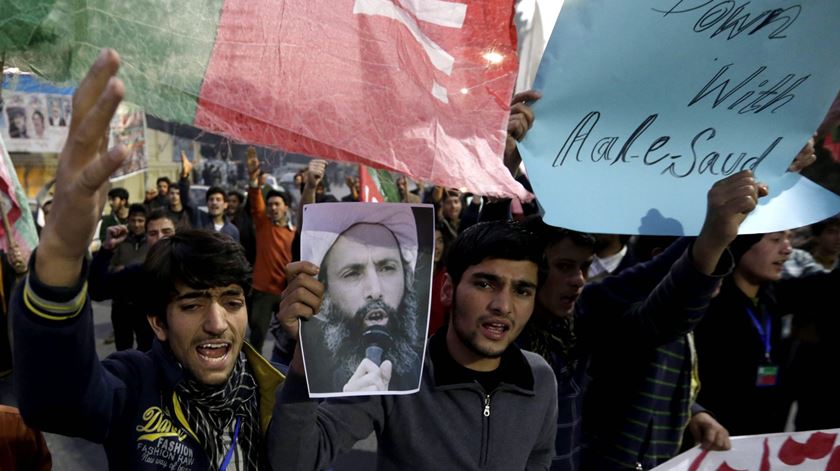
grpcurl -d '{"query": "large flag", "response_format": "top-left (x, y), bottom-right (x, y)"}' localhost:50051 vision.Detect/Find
top-left (0, 134), bottom-right (39, 259)
top-left (3, 0), bottom-right (525, 199)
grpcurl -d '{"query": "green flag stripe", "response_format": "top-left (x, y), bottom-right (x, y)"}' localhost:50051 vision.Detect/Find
top-left (4, 0), bottom-right (225, 124)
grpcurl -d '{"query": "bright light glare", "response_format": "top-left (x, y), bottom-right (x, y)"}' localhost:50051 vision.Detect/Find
top-left (482, 51), bottom-right (504, 65)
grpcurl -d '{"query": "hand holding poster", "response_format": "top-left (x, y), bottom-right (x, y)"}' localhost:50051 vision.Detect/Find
top-left (299, 203), bottom-right (434, 397)
top-left (519, 0), bottom-right (840, 235)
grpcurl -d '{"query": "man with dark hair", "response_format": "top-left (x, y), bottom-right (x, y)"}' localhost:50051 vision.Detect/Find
top-left (270, 219), bottom-right (558, 470)
top-left (144, 209), bottom-right (177, 246)
top-left (98, 187), bottom-right (129, 241)
top-left (227, 190), bottom-right (244, 216)
top-left (156, 176), bottom-right (171, 197)
top-left (163, 183), bottom-right (193, 229)
top-left (11, 51), bottom-right (283, 469)
top-left (227, 190), bottom-right (257, 264)
top-left (104, 203), bottom-right (151, 351)
top-left (486, 94), bottom-right (748, 470)
top-left (784, 214), bottom-right (840, 277)
top-left (200, 186), bottom-right (240, 241)
top-left (111, 203), bottom-right (148, 269)
top-left (245, 149), bottom-right (295, 353)
top-left (91, 209), bottom-right (178, 311)
top-left (177, 155), bottom-right (240, 241)
top-left (144, 176), bottom-right (170, 211)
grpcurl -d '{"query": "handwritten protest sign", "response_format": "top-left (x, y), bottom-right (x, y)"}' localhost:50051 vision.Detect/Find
top-left (519, 0), bottom-right (840, 235)
top-left (653, 429), bottom-right (840, 470)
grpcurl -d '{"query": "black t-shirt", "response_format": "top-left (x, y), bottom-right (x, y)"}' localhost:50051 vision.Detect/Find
top-left (430, 325), bottom-right (532, 393)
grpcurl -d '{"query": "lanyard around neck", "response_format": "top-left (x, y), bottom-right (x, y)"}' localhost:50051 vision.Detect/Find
top-left (218, 416), bottom-right (242, 471)
top-left (745, 307), bottom-right (772, 362)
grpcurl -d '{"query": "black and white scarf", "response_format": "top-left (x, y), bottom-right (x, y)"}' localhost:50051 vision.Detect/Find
top-left (176, 354), bottom-right (261, 470)
top-left (521, 313), bottom-right (579, 376)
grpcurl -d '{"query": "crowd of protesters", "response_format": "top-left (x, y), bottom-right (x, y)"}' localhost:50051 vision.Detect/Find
top-left (1, 48), bottom-right (839, 471)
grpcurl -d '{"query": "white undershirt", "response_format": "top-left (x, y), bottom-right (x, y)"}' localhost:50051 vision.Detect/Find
top-left (587, 245), bottom-right (628, 279)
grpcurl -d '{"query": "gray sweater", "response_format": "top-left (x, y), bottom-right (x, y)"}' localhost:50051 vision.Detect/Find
top-left (268, 332), bottom-right (558, 470)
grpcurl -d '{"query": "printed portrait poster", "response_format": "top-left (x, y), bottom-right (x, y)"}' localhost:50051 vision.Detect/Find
top-left (108, 102), bottom-right (148, 181)
top-left (0, 74), bottom-right (73, 153)
top-left (300, 203), bottom-right (435, 397)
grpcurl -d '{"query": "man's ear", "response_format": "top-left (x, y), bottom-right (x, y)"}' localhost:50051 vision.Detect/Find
top-left (147, 314), bottom-right (168, 342)
top-left (441, 273), bottom-right (454, 309)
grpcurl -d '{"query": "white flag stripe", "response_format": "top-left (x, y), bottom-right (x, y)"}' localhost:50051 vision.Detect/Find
top-left (397, 0), bottom-right (466, 28)
top-left (431, 81), bottom-right (449, 103)
top-left (354, 0), bottom-right (456, 75)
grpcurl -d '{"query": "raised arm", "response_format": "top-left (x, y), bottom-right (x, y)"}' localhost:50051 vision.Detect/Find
top-left (298, 159), bottom-right (326, 228)
top-left (177, 156), bottom-right (204, 229)
top-left (177, 151), bottom-right (192, 207)
top-left (579, 170), bottom-right (765, 346)
top-left (246, 147), bottom-right (267, 226)
top-left (12, 50), bottom-right (136, 441)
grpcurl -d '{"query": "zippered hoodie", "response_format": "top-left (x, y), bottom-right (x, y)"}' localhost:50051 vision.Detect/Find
top-left (267, 329), bottom-right (558, 470)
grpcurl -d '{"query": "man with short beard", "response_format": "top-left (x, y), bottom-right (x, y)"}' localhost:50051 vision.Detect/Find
top-left (177, 153), bottom-right (240, 241)
top-left (271, 220), bottom-right (558, 470)
top-left (98, 187), bottom-right (129, 242)
top-left (299, 217), bottom-right (422, 394)
top-left (91, 209), bottom-right (176, 352)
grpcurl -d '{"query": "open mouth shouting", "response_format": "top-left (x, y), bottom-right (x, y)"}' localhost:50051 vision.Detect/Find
top-left (363, 308), bottom-right (389, 328)
top-left (480, 319), bottom-right (512, 341)
top-left (195, 340), bottom-right (232, 365)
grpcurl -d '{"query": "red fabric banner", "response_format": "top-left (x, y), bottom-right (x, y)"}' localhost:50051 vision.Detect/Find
top-left (195, 0), bottom-right (526, 198)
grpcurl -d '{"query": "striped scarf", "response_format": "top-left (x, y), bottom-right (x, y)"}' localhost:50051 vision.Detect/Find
top-left (176, 354), bottom-right (261, 470)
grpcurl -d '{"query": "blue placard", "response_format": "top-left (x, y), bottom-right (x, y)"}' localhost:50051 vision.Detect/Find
top-left (2, 73), bottom-right (74, 95)
top-left (520, 0), bottom-right (840, 235)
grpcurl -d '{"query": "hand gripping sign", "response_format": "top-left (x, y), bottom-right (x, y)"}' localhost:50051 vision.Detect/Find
top-left (653, 429), bottom-right (840, 471)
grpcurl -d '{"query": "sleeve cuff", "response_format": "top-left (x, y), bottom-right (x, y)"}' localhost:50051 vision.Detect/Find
top-left (23, 250), bottom-right (88, 321)
top-left (686, 240), bottom-right (735, 278)
top-left (279, 371), bottom-right (315, 403)
top-left (710, 248), bottom-right (735, 278)
top-left (691, 402), bottom-right (710, 416)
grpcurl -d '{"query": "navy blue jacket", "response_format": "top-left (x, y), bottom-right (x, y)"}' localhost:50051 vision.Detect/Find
top-left (12, 253), bottom-right (283, 470)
